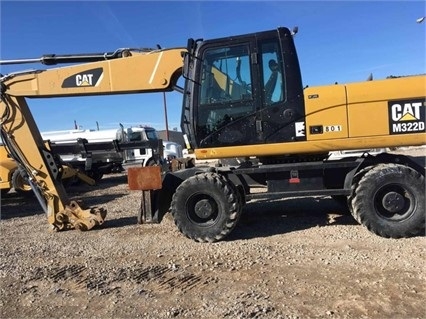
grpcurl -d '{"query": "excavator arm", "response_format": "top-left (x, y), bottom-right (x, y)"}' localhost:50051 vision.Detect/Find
top-left (0, 47), bottom-right (186, 230)
top-left (2, 48), bottom-right (185, 97)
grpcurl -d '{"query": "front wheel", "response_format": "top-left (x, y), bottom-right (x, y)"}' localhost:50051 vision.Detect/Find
top-left (170, 173), bottom-right (242, 243)
top-left (350, 164), bottom-right (425, 238)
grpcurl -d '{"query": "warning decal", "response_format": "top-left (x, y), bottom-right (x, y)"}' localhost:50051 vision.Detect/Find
top-left (388, 99), bottom-right (425, 135)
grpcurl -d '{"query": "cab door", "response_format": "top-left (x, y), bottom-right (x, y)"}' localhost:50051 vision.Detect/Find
top-left (188, 27), bottom-right (305, 149)
top-left (256, 30), bottom-right (306, 144)
top-left (193, 38), bottom-right (259, 148)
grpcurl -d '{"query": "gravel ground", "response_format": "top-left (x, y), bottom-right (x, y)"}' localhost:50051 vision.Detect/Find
top-left (0, 148), bottom-right (425, 319)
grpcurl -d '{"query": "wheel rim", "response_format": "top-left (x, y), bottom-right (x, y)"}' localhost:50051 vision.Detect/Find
top-left (185, 193), bottom-right (219, 226)
top-left (374, 184), bottom-right (415, 221)
top-left (14, 173), bottom-right (31, 192)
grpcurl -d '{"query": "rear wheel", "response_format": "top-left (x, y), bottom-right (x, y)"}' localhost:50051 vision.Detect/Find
top-left (350, 164), bottom-right (425, 238)
top-left (348, 166), bottom-right (373, 221)
top-left (171, 173), bottom-right (242, 242)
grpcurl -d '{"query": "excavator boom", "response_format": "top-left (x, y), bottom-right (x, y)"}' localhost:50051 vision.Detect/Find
top-left (0, 47), bottom-right (185, 230)
top-left (2, 48), bottom-right (185, 97)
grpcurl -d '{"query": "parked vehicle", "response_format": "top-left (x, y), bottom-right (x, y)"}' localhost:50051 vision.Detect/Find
top-left (1, 26), bottom-right (424, 238)
top-left (41, 125), bottom-right (183, 179)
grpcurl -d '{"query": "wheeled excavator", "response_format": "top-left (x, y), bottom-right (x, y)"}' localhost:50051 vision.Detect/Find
top-left (1, 27), bottom-right (424, 239)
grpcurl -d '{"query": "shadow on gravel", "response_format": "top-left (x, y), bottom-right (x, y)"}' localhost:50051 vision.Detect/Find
top-left (75, 193), bottom-right (128, 207)
top-left (0, 193), bottom-right (128, 220)
top-left (0, 192), bottom-right (46, 219)
top-left (64, 173), bottom-right (129, 195)
top-left (226, 196), bottom-right (358, 241)
top-left (101, 216), bottom-right (138, 229)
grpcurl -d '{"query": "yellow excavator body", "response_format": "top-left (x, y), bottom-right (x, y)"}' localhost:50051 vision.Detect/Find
top-left (0, 27), bottom-right (424, 240)
top-left (194, 75), bottom-right (425, 159)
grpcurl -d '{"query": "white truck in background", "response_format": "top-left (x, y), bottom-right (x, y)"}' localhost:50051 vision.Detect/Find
top-left (116, 125), bottom-right (183, 167)
top-left (41, 125), bottom-right (183, 180)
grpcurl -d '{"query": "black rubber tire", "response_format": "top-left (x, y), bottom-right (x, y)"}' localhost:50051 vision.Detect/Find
top-left (351, 164), bottom-right (425, 238)
top-left (170, 172), bottom-right (242, 243)
top-left (348, 165), bottom-right (374, 222)
top-left (11, 169), bottom-right (33, 195)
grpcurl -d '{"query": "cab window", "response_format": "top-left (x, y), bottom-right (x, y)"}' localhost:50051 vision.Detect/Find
top-left (197, 44), bottom-right (254, 136)
top-left (199, 45), bottom-right (252, 105)
top-left (260, 40), bottom-right (285, 106)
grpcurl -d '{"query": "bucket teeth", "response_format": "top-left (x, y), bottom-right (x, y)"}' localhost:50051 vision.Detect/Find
top-left (55, 200), bottom-right (107, 231)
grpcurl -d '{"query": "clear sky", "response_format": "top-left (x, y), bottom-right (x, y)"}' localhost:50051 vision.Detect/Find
top-left (1, 1), bottom-right (425, 133)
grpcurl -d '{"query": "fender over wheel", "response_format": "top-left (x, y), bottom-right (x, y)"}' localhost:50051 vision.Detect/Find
top-left (170, 172), bottom-right (242, 243)
top-left (350, 164), bottom-right (425, 238)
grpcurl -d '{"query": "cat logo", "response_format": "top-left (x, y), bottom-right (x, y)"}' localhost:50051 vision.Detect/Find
top-left (388, 99), bottom-right (425, 135)
top-left (76, 74), bottom-right (95, 86)
top-left (62, 68), bottom-right (103, 88)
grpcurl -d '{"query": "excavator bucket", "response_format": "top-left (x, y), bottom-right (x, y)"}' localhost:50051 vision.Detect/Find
top-left (55, 200), bottom-right (107, 231)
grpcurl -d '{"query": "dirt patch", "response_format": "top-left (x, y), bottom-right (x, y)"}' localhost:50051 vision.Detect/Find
top-left (1, 148), bottom-right (425, 318)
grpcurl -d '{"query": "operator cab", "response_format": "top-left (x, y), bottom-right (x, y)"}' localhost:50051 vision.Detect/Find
top-left (182, 27), bottom-right (306, 149)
